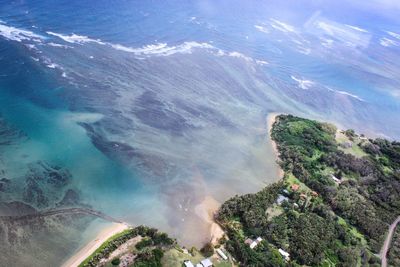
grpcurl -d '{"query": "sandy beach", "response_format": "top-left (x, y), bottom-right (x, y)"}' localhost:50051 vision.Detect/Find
top-left (61, 223), bottom-right (128, 267)
top-left (267, 112), bottom-right (284, 179)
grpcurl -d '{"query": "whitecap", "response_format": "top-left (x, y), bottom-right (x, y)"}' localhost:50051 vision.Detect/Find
top-left (0, 22), bottom-right (44, 42)
top-left (46, 31), bottom-right (105, 45)
top-left (254, 25), bottom-right (269, 33)
top-left (311, 18), bottom-right (371, 49)
top-left (327, 88), bottom-right (365, 102)
top-left (270, 19), bottom-right (296, 33)
top-left (47, 42), bottom-right (70, 48)
top-left (111, 42), bottom-right (214, 56)
top-left (345, 24), bottom-right (368, 33)
top-left (291, 76), bottom-right (314, 89)
top-left (380, 37), bottom-right (398, 47)
top-left (386, 31), bottom-right (400, 40)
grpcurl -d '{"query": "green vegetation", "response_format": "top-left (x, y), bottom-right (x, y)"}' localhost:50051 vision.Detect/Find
top-left (79, 225), bottom-right (175, 267)
top-left (79, 114), bottom-right (400, 266)
top-left (111, 258), bottom-right (120, 265)
top-left (200, 242), bottom-right (215, 257)
top-left (388, 225), bottom-right (400, 266)
top-left (216, 114), bottom-right (400, 266)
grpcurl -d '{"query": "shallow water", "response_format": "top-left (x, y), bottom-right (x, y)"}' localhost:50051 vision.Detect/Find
top-left (0, 1), bottom-right (399, 266)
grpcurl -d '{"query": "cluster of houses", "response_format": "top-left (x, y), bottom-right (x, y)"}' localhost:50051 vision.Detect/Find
top-left (183, 249), bottom-right (228, 267)
top-left (244, 236), bottom-right (290, 262)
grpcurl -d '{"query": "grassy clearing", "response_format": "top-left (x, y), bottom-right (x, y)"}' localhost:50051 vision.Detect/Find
top-left (285, 173), bottom-right (312, 193)
top-left (336, 131), bottom-right (368, 158)
top-left (337, 216), bottom-right (367, 246)
top-left (161, 248), bottom-right (204, 267)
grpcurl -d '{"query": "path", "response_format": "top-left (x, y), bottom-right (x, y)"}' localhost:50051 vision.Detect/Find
top-left (380, 216), bottom-right (400, 267)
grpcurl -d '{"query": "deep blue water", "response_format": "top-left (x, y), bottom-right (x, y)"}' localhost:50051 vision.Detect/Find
top-left (0, 1), bottom-right (400, 266)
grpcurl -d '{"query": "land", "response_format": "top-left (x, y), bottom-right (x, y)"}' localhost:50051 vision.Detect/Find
top-left (216, 114), bottom-right (400, 266)
top-left (62, 223), bottom-right (128, 267)
top-left (73, 114), bottom-right (400, 267)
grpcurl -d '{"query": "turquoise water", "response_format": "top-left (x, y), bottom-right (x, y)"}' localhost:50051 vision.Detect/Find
top-left (0, 1), bottom-right (399, 266)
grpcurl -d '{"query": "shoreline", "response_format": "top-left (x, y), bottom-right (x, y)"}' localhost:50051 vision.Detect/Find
top-left (61, 222), bottom-right (128, 267)
top-left (267, 112), bottom-right (284, 179)
top-left (63, 112), bottom-right (283, 266)
top-left (194, 195), bottom-right (225, 245)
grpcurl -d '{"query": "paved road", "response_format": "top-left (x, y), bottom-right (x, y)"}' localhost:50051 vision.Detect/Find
top-left (380, 216), bottom-right (400, 267)
top-left (0, 207), bottom-right (123, 224)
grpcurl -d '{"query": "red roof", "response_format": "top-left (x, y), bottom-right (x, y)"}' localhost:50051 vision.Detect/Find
top-left (291, 184), bottom-right (300, 191)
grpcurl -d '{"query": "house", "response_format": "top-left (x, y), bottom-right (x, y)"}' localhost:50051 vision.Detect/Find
top-left (311, 191), bottom-right (318, 197)
top-left (249, 241), bottom-right (258, 249)
top-left (183, 260), bottom-right (195, 267)
top-left (196, 264), bottom-right (202, 267)
top-left (276, 195), bottom-right (288, 205)
top-left (291, 184), bottom-right (300, 191)
top-left (330, 174), bottom-right (342, 184)
top-left (249, 237), bottom-right (263, 249)
top-left (278, 248), bottom-right (290, 261)
top-left (216, 248), bottom-right (228, 260)
top-left (299, 193), bottom-right (307, 199)
top-left (244, 238), bottom-right (253, 245)
top-left (200, 258), bottom-right (213, 267)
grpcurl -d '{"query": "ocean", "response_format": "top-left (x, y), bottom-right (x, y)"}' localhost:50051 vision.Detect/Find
top-left (0, 1), bottom-right (399, 266)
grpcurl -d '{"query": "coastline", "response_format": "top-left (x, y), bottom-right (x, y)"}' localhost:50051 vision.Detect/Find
top-left (61, 222), bottom-right (128, 267)
top-left (194, 195), bottom-right (225, 245)
top-left (267, 112), bottom-right (284, 179)
top-left (63, 112), bottom-right (283, 266)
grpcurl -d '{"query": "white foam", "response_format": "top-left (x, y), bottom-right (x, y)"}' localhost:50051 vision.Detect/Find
top-left (0, 23), bottom-right (44, 42)
top-left (47, 42), bottom-right (70, 48)
top-left (380, 37), bottom-right (398, 47)
top-left (327, 88), bottom-right (365, 102)
top-left (387, 31), bottom-right (400, 40)
top-left (320, 38), bottom-right (334, 48)
top-left (311, 18), bottom-right (371, 49)
top-left (297, 47), bottom-right (311, 55)
top-left (111, 42), bottom-right (215, 56)
top-left (255, 60), bottom-right (269, 65)
top-left (254, 25), bottom-right (269, 33)
top-left (291, 76), bottom-right (314, 89)
top-left (270, 19), bottom-right (296, 33)
top-left (47, 31), bottom-right (105, 45)
top-left (345, 24), bottom-right (368, 33)
top-left (41, 28), bottom-right (268, 67)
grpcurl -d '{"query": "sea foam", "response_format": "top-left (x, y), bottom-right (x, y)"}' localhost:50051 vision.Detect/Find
top-left (46, 31), bottom-right (105, 45)
top-left (0, 23), bottom-right (44, 42)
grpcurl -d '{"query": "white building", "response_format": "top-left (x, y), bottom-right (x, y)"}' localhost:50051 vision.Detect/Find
top-left (278, 248), bottom-right (290, 261)
top-left (331, 174), bottom-right (342, 184)
top-left (249, 237), bottom-right (263, 249)
top-left (184, 260), bottom-right (194, 267)
top-left (200, 258), bottom-right (213, 267)
top-left (216, 248), bottom-right (228, 260)
top-left (276, 195), bottom-right (289, 205)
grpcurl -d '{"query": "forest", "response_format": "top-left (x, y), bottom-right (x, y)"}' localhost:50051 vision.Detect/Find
top-left (216, 114), bottom-right (400, 266)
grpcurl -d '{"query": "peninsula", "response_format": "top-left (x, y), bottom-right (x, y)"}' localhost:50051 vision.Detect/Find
top-left (71, 114), bottom-right (400, 267)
